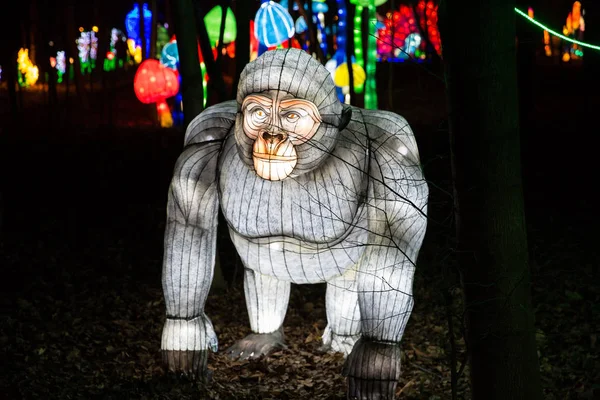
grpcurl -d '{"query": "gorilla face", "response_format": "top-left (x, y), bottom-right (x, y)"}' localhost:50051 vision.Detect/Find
top-left (234, 49), bottom-right (344, 181)
top-left (240, 90), bottom-right (322, 181)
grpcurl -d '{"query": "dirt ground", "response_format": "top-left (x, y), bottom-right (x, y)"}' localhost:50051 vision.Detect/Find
top-left (0, 60), bottom-right (598, 399)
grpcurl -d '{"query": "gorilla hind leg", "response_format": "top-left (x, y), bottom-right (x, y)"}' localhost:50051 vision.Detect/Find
top-left (227, 268), bottom-right (290, 360)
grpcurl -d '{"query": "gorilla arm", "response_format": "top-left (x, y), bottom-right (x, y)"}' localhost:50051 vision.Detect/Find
top-left (161, 103), bottom-right (236, 380)
top-left (344, 110), bottom-right (429, 399)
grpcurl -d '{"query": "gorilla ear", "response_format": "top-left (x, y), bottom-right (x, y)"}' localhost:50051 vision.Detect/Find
top-left (339, 104), bottom-right (353, 131)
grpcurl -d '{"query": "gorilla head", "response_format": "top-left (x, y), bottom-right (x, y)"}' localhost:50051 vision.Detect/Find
top-left (235, 49), bottom-right (344, 181)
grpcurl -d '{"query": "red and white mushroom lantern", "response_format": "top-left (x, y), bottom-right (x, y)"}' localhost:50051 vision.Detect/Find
top-left (133, 59), bottom-right (179, 127)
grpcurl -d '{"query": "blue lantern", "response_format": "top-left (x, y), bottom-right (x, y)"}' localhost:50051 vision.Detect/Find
top-left (160, 41), bottom-right (179, 70)
top-left (254, 1), bottom-right (295, 48)
top-left (295, 16), bottom-right (307, 34)
top-left (313, 2), bottom-right (329, 13)
top-left (125, 3), bottom-right (152, 57)
top-left (279, 0), bottom-right (299, 11)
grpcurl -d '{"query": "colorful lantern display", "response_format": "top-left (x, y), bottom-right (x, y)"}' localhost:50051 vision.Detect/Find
top-left (313, 0), bottom-right (329, 56)
top-left (204, 5), bottom-right (237, 46)
top-left (133, 59), bottom-right (180, 127)
top-left (156, 24), bottom-right (170, 58)
top-left (104, 28), bottom-right (126, 71)
top-left (17, 48), bottom-right (39, 87)
top-left (254, 0), bottom-right (295, 48)
top-left (77, 30), bottom-right (99, 74)
top-left (56, 51), bottom-right (66, 83)
top-left (562, 1), bottom-right (585, 61)
top-left (125, 3), bottom-right (152, 58)
top-left (377, 1), bottom-right (442, 60)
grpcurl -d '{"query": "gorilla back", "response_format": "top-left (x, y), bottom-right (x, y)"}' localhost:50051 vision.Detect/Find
top-left (161, 49), bottom-right (428, 400)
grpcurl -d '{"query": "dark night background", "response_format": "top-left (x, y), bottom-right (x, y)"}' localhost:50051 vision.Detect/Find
top-left (0, 0), bottom-right (599, 399)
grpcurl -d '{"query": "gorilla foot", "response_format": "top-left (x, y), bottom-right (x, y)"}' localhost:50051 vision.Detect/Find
top-left (162, 349), bottom-right (212, 382)
top-left (343, 338), bottom-right (402, 400)
top-left (226, 327), bottom-right (286, 360)
top-left (319, 327), bottom-right (360, 356)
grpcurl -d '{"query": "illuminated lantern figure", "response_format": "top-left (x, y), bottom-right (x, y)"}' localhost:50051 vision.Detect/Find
top-left (378, 1), bottom-right (442, 60)
top-left (56, 51), bottom-right (66, 83)
top-left (156, 24), bottom-right (170, 58)
top-left (333, 61), bottom-right (367, 103)
top-left (17, 48), bottom-right (39, 87)
top-left (249, 20), bottom-right (260, 61)
top-left (254, 0), bottom-right (295, 50)
top-left (125, 3), bottom-right (152, 58)
top-left (160, 49), bottom-right (428, 400)
top-left (133, 59), bottom-right (179, 128)
top-left (313, 0), bottom-right (329, 56)
top-left (204, 5), bottom-right (237, 47)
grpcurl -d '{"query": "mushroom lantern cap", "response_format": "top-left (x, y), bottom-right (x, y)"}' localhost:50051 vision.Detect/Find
top-left (134, 59), bottom-right (179, 104)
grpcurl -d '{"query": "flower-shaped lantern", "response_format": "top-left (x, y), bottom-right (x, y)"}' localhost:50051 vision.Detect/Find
top-left (134, 59), bottom-right (179, 127)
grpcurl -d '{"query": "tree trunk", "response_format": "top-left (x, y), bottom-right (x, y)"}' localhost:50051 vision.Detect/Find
top-left (150, 0), bottom-right (158, 58)
top-left (516, 0), bottom-right (537, 166)
top-left (139, 0), bottom-right (147, 60)
top-left (172, 0), bottom-right (205, 127)
top-left (231, 0), bottom-right (250, 97)
top-left (439, 1), bottom-right (543, 399)
top-left (29, 0), bottom-right (38, 65)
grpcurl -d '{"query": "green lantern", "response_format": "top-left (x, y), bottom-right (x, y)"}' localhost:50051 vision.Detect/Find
top-left (204, 6), bottom-right (237, 46)
top-left (348, 0), bottom-right (388, 5)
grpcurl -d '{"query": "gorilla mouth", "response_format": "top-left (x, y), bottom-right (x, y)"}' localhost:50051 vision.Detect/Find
top-left (252, 152), bottom-right (297, 163)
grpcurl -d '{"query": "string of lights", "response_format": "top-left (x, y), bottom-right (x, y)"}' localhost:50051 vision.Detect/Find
top-left (514, 7), bottom-right (600, 51)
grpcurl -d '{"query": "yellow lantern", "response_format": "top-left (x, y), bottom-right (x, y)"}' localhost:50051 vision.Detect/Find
top-left (333, 63), bottom-right (366, 88)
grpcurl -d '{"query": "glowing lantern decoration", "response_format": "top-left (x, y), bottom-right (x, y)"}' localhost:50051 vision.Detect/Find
top-left (349, 0), bottom-right (388, 5)
top-left (313, 1), bottom-right (328, 13)
top-left (313, 1), bottom-right (329, 55)
top-left (77, 31), bottom-right (98, 74)
top-left (161, 41), bottom-right (179, 70)
top-left (204, 5), bottom-right (237, 46)
top-left (254, 1), bottom-right (295, 48)
top-left (378, 1), bottom-right (441, 59)
top-left (333, 62), bottom-right (366, 87)
top-left (17, 48), bottom-right (39, 87)
top-left (134, 59), bottom-right (180, 128)
top-left (156, 24), bottom-right (170, 58)
top-left (295, 16), bottom-right (307, 34)
top-left (127, 39), bottom-right (142, 64)
top-left (125, 3), bottom-right (152, 58)
top-left (250, 20), bottom-right (260, 61)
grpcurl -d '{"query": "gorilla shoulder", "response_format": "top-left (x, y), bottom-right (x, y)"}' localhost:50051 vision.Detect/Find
top-left (360, 109), bottom-right (421, 165)
top-left (184, 100), bottom-right (237, 146)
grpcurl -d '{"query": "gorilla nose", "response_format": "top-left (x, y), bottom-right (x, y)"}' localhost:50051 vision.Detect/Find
top-left (262, 132), bottom-right (285, 143)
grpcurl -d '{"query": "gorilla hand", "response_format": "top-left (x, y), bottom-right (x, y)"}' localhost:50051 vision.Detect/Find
top-left (227, 327), bottom-right (286, 360)
top-left (343, 338), bottom-right (402, 400)
top-left (162, 349), bottom-right (212, 382)
top-left (161, 316), bottom-right (218, 382)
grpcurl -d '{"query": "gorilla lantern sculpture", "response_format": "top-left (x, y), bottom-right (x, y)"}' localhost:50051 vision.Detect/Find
top-left (161, 49), bottom-right (428, 399)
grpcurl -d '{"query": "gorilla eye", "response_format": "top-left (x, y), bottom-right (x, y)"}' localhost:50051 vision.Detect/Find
top-left (252, 108), bottom-right (268, 121)
top-left (285, 112), bottom-right (299, 122)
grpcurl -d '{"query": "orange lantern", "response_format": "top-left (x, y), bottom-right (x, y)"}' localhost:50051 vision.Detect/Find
top-left (134, 59), bottom-right (179, 127)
